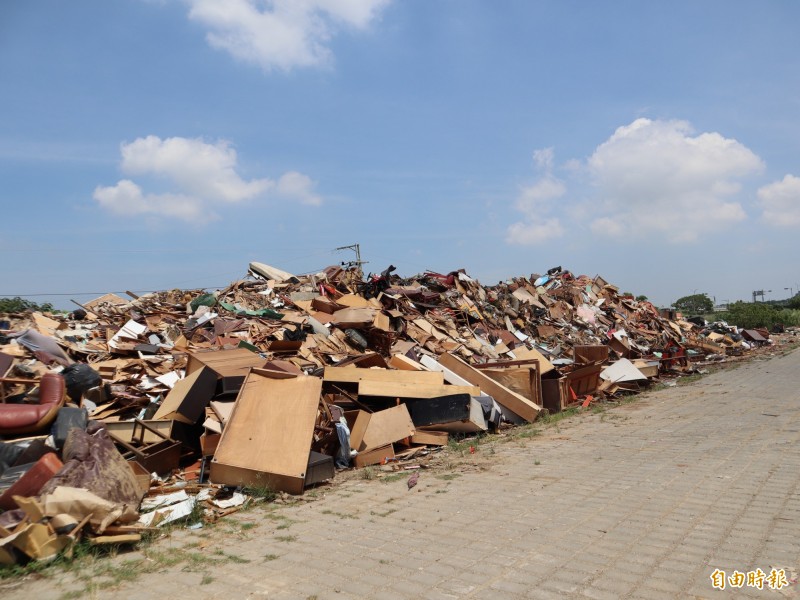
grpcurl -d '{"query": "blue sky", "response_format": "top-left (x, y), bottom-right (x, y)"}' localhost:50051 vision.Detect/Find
top-left (2, 1), bottom-right (799, 309)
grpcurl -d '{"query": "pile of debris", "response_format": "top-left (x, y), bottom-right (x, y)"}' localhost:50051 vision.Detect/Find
top-left (0, 262), bottom-right (776, 565)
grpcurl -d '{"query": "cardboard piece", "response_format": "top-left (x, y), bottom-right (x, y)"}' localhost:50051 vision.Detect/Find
top-left (210, 371), bottom-right (320, 494)
top-left (41, 486), bottom-right (126, 533)
top-left (438, 353), bottom-right (541, 422)
top-left (153, 367), bottom-right (217, 424)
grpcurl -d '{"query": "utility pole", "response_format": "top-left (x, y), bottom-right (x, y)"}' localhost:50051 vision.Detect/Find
top-left (335, 243), bottom-right (367, 280)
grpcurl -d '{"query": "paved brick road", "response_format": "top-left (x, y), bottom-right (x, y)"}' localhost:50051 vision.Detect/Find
top-left (5, 347), bottom-right (800, 599)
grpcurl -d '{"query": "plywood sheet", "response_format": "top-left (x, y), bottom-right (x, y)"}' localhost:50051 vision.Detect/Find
top-left (323, 367), bottom-right (443, 386)
top-left (438, 353), bottom-right (541, 422)
top-left (349, 404), bottom-right (415, 452)
top-left (358, 381), bottom-right (480, 399)
top-left (510, 346), bottom-right (555, 374)
top-left (186, 348), bottom-right (266, 379)
top-left (210, 372), bottom-right (321, 494)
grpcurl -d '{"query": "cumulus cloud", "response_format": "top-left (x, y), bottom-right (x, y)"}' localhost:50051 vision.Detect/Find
top-left (276, 171), bottom-right (322, 206)
top-left (757, 174), bottom-right (800, 227)
top-left (183, 0), bottom-right (391, 72)
top-left (94, 135), bottom-right (321, 222)
top-left (586, 118), bottom-right (763, 242)
top-left (506, 147), bottom-right (567, 245)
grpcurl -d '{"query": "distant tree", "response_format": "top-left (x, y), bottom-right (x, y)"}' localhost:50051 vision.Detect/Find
top-left (636, 295), bottom-right (648, 302)
top-left (0, 297), bottom-right (54, 313)
top-left (724, 301), bottom-right (798, 329)
top-left (672, 293), bottom-right (713, 315)
top-left (788, 295), bottom-right (800, 310)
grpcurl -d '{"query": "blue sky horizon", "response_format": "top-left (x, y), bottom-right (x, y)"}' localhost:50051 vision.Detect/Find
top-left (2, 1), bottom-right (799, 309)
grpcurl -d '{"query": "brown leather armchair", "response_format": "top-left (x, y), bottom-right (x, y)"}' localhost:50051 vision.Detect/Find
top-left (0, 372), bottom-right (66, 435)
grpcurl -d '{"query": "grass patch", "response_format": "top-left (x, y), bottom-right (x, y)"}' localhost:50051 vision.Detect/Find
top-left (201, 574), bottom-right (214, 585)
top-left (436, 473), bottom-right (461, 481)
top-left (677, 373), bottom-right (705, 385)
top-left (320, 509), bottom-right (356, 519)
top-left (360, 466), bottom-right (377, 480)
top-left (379, 472), bottom-right (406, 484)
top-left (243, 477), bottom-right (277, 502)
top-left (264, 553), bottom-right (280, 561)
top-left (275, 535), bottom-right (297, 543)
top-left (447, 434), bottom-right (484, 454)
top-left (369, 508), bottom-right (397, 518)
top-left (537, 407), bottom-right (580, 425)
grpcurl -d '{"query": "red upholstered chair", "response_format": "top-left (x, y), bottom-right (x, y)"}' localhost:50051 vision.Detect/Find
top-left (0, 372), bottom-right (66, 435)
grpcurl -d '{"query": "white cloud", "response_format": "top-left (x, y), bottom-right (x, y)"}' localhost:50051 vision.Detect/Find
top-left (506, 147), bottom-right (567, 245)
top-left (94, 135), bottom-right (322, 222)
top-left (586, 118), bottom-right (763, 242)
top-left (121, 135), bottom-right (271, 202)
top-left (758, 174), bottom-right (800, 227)
top-left (276, 171), bottom-right (322, 206)
top-left (93, 179), bottom-right (207, 221)
top-left (507, 218), bottom-right (564, 245)
top-left (183, 0), bottom-right (391, 72)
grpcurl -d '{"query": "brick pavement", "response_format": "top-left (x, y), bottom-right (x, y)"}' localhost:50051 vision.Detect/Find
top-left (5, 347), bottom-right (800, 599)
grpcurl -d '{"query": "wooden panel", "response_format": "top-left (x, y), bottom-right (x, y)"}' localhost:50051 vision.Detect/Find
top-left (357, 381), bottom-right (480, 400)
top-left (482, 366), bottom-right (542, 407)
top-left (388, 354), bottom-right (425, 371)
top-left (416, 398), bottom-right (487, 434)
top-left (323, 367), bottom-right (443, 386)
top-left (186, 348), bottom-right (267, 378)
top-left (509, 346), bottom-right (555, 374)
top-left (210, 372), bottom-right (321, 494)
top-left (411, 430), bottom-right (448, 446)
top-left (438, 353), bottom-right (541, 422)
top-left (349, 405), bottom-right (415, 452)
top-left (104, 420), bottom-right (174, 445)
top-left (573, 345), bottom-right (609, 366)
top-left (153, 367), bottom-right (217, 424)
top-left (353, 444), bottom-right (394, 468)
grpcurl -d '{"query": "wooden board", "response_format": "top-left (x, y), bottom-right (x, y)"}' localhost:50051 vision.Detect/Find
top-left (482, 366), bottom-right (542, 407)
top-left (153, 367), bottom-right (217, 424)
top-left (348, 404), bottom-right (415, 452)
top-left (210, 372), bottom-right (321, 494)
top-left (388, 354), bottom-right (425, 371)
top-left (415, 397), bottom-right (487, 434)
top-left (357, 381), bottom-right (480, 400)
top-left (323, 367), bottom-right (443, 386)
top-left (353, 444), bottom-right (394, 468)
top-left (509, 346), bottom-right (555, 374)
top-left (411, 430), bottom-right (448, 446)
top-left (186, 348), bottom-right (267, 379)
top-left (438, 353), bottom-right (541, 422)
